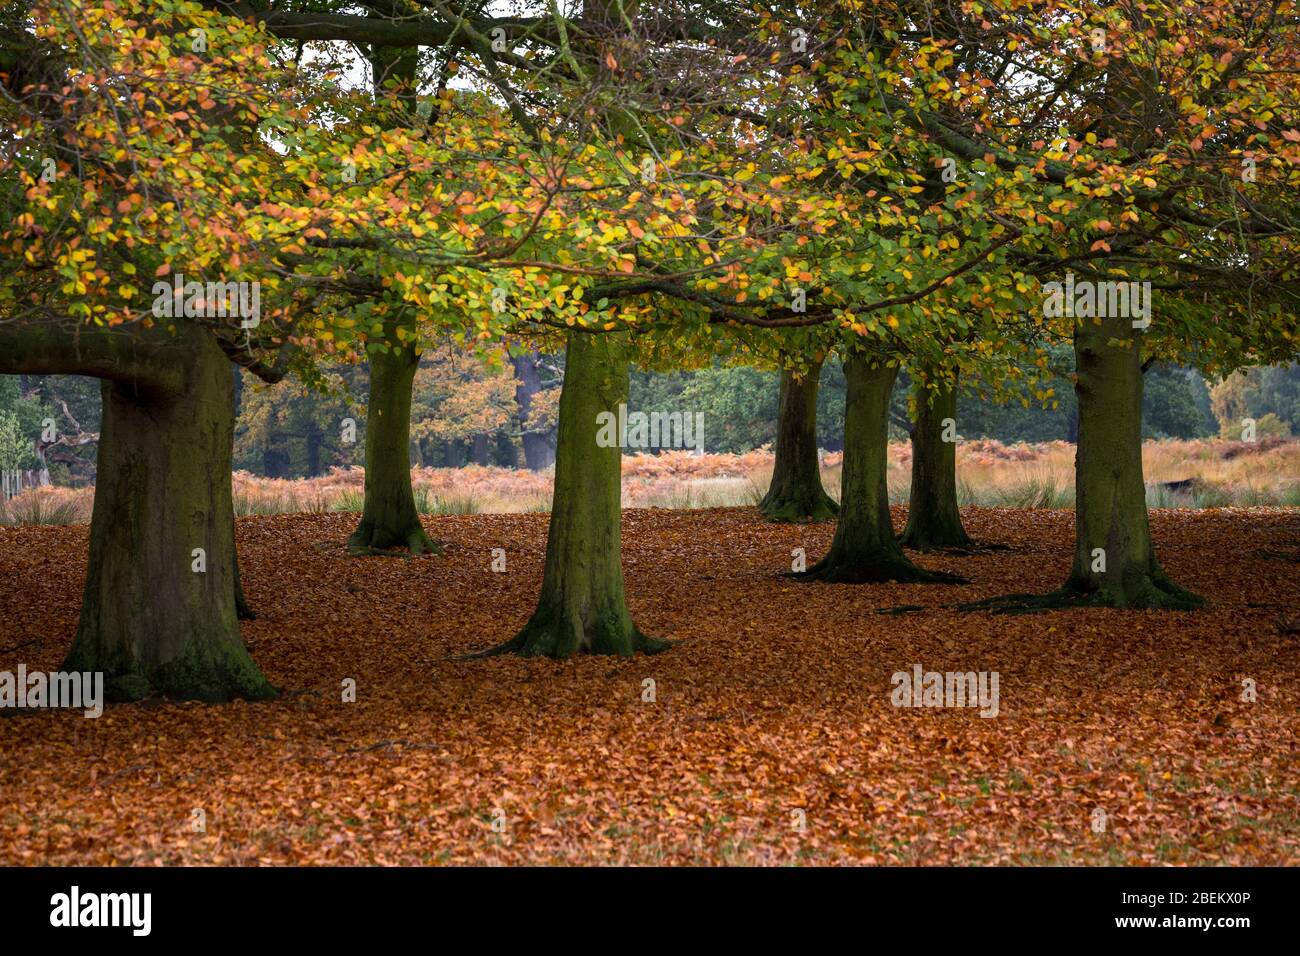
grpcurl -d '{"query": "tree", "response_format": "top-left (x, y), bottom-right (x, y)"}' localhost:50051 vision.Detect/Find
top-left (689, 365), bottom-right (776, 452)
top-left (0, 409), bottom-right (31, 477)
top-left (899, 366), bottom-right (971, 551)
top-left (350, 312), bottom-right (439, 553)
top-left (340, 38), bottom-right (436, 554)
top-left (0, 322), bottom-right (279, 699)
top-left (0, 377), bottom-right (42, 475)
top-left (935, 0), bottom-right (1300, 609)
top-left (234, 370), bottom-right (355, 478)
top-left (480, 331), bottom-right (668, 657)
top-left (1141, 365), bottom-right (1214, 440)
top-left (796, 350), bottom-right (965, 582)
top-left (510, 346), bottom-right (558, 470)
top-left (1210, 365), bottom-right (1300, 438)
top-left (462, 0), bottom-right (860, 655)
top-left (759, 356), bottom-right (839, 522)
top-left (0, 1), bottom-right (334, 697)
top-left (1, 0), bottom-right (527, 692)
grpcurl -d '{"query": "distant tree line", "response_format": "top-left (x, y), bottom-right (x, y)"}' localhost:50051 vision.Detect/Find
top-left (6, 360), bottom-right (1294, 484)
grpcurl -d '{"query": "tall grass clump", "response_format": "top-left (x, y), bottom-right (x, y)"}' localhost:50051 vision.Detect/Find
top-left (0, 488), bottom-right (89, 525)
top-left (330, 488), bottom-right (364, 514)
top-left (416, 488), bottom-right (480, 515)
top-left (991, 471), bottom-right (1075, 509)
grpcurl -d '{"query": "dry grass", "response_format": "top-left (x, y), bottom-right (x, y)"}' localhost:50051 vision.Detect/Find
top-left (2, 439), bottom-right (1296, 525)
top-left (0, 486), bottom-right (91, 526)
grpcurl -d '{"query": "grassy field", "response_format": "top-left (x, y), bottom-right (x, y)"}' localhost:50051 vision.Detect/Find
top-left (2, 437), bottom-right (1298, 526)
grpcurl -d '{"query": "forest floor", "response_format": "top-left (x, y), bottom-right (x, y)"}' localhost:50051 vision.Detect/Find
top-left (1, 506), bottom-right (1298, 865)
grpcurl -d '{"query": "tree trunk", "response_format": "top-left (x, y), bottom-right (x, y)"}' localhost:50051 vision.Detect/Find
top-left (899, 370), bottom-right (971, 551)
top-left (484, 332), bottom-right (666, 657)
top-left (1063, 315), bottom-right (1200, 607)
top-left (306, 426), bottom-right (322, 477)
top-left (471, 433), bottom-right (490, 466)
top-left (759, 360), bottom-right (838, 523)
top-left (347, 45), bottom-right (433, 554)
top-left (496, 431), bottom-right (519, 468)
top-left (66, 333), bottom-right (275, 701)
top-left (797, 354), bottom-right (962, 584)
top-left (512, 348), bottom-right (556, 470)
top-left (234, 529), bottom-right (255, 621)
top-left (348, 329), bottom-right (437, 554)
top-left (262, 444), bottom-right (288, 478)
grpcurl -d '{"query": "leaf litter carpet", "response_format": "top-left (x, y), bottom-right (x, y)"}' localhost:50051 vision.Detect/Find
top-left (1, 506), bottom-right (1297, 864)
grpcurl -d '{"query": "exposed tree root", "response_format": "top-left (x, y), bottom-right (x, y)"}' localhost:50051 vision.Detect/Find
top-left (791, 553), bottom-right (968, 585)
top-left (758, 492), bottom-right (839, 524)
top-left (899, 538), bottom-right (1014, 557)
top-left (464, 621), bottom-right (671, 660)
top-left (347, 522), bottom-right (441, 557)
top-left (957, 578), bottom-right (1204, 614)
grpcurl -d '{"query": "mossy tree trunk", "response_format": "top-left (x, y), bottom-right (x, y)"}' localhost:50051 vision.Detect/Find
top-left (484, 331), bottom-right (666, 657)
top-left (0, 320), bottom-right (277, 701)
top-left (348, 318), bottom-right (437, 555)
top-left (759, 359), bottom-right (838, 523)
top-left (230, 370), bottom-right (254, 619)
top-left (234, 538), bottom-right (255, 620)
top-left (1063, 315), bottom-right (1201, 607)
top-left (796, 353), bottom-right (962, 584)
top-left (66, 332), bottom-right (276, 701)
top-left (900, 369), bottom-right (971, 551)
top-left (512, 348), bottom-right (556, 470)
top-left (347, 45), bottom-right (435, 555)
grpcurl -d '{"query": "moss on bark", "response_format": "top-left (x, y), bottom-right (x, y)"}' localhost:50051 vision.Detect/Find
top-left (899, 370), bottom-right (972, 551)
top-left (759, 360), bottom-right (838, 523)
top-left (1062, 315), bottom-right (1201, 607)
top-left (796, 354), bottom-right (964, 585)
top-left (961, 315), bottom-right (1201, 613)
top-left (349, 322), bottom-right (438, 556)
top-left (63, 330), bottom-right (276, 701)
top-left (479, 331), bottom-right (667, 658)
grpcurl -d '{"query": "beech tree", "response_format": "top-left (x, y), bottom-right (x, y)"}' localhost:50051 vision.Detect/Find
top-left (898, 364), bottom-right (971, 552)
top-left (8, 0), bottom-right (1300, 704)
top-left (0, 2), bottom-right (329, 698)
top-left (917, 0), bottom-right (1300, 609)
top-left (733, 0), bottom-right (1300, 600)
top-left (471, 0), bottom-right (857, 655)
top-left (483, 330), bottom-right (671, 656)
top-left (410, 344), bottom-right (519, 465)
top-left (345, 42), bottom-right (435, 554)
top-left (0, 1), bottom-right (623, 690)
top-left (238, 1), bottom-right (767, 554)
top-left (759, 354), bottom-right (838, 523)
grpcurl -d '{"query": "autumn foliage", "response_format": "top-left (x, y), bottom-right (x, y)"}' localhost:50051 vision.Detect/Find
top-left (3, 0), bottom-right (1300, 871)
